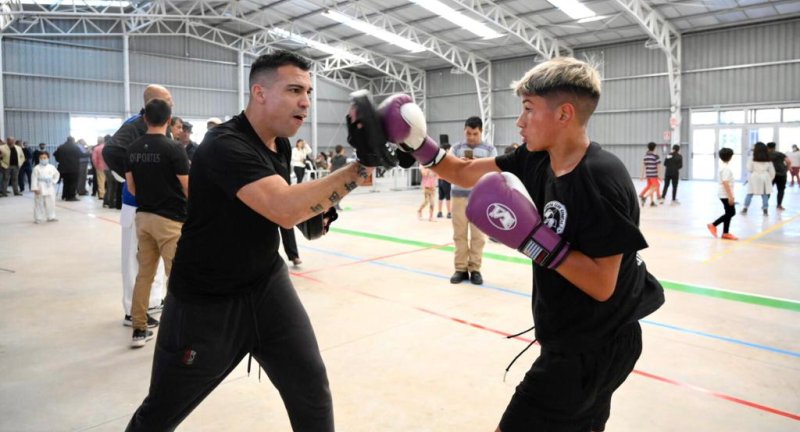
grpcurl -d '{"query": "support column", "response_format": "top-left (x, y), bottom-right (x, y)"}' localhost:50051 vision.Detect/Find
top-left (123, 34), bottom-right (131, 118)
top-left (238, 50), bottom-right (245, 111)
top-left (0, 36), bottom-right (5, 139)
top-left (311, 72), bottom-right (318, 156)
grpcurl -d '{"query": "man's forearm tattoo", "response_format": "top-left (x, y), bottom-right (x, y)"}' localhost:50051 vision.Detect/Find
top-left (310, 204), bottom-right (324, 213)
top-left (328, 191), bottom-right (341, 204)
top-left (357, 163), bottom-right (369, 179)
top-left (344, 181), bottom-right (357, 192)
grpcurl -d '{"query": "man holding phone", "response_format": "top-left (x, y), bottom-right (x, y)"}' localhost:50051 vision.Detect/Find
top-left (448, 116), bottom-right (497, 285)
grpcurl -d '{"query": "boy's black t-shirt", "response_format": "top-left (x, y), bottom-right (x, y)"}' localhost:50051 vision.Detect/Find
top-left (664, 153), bottom-right (682, 177)
top-left (169, 112), bottom-right (292, 301)
top-left (495, 142), bottom-right (664, 352)
top-left (771, 151), bottom-right (788, 176)
top-left (125, 134), bottom-right (189, 222)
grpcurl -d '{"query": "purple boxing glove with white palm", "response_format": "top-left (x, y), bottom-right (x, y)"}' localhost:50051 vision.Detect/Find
top-left (466, 172), bottom-right (570, 269)
top-left (377, 93), bottom-right (446, 168)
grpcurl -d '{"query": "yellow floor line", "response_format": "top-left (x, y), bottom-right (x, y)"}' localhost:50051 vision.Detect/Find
top-left (705, 213), bottom-right (800, 263)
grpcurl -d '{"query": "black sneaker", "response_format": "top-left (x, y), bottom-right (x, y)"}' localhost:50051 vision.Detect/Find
top-left (470, 271), bottom-right (483, 285)
top-left (447, 213), bottom-right (452, 219)
top-left (450, 271), bottom-right (469, 284)
top-left (436, 212), bottom-right (443, 218)
top-left (123, 314), bottom-right (159, 328)
top-left (131, 329), bottom-right (154, 348)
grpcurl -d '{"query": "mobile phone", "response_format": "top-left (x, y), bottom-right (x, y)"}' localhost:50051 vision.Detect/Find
top-left (464, 149), bottom-right (474, 159)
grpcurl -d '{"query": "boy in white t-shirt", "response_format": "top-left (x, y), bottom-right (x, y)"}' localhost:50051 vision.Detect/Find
top-left (707, 148), bottom-right (738, 240)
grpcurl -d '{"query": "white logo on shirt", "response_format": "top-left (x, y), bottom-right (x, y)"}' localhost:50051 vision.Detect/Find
top-left (486, 203), bottom-right (517, 231)
top-left (543, 201), bottom-right (567, 234)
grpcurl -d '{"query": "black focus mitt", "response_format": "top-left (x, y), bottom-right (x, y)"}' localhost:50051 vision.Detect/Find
top-left (346, 90), bottom-right (397, 169)
top-left (297, 207), bottom-right (339, 240)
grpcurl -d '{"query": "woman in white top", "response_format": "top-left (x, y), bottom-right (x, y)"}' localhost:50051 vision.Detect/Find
top-left (789, 144), bottom-right (800, 187)
top-left (741, 142), bottom-right (776, 216)
top-left (290, 139), bottom-right (312, 184)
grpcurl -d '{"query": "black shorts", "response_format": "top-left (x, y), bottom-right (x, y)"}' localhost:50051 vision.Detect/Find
top-left (438, 180), bottom-right (451, 200)
top-left (499, 322), bottom-right (642, 432)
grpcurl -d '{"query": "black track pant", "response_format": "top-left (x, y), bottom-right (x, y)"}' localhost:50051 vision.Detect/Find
top-left (712, 198), bottom-right (736, 234)
top-left (61, 172), bottom-right (78, 200)
top-left (661, 175), bottom-right (679, 201)
top-left (773, 175), bottom-right (787, 206)
top-left (126, 265), bottom-right (333, 432)
top-left (281, 227), bottom-right (300, 260)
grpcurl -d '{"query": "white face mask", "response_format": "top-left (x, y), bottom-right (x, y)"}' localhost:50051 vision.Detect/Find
top-left (40, 159), bottom-right (49, 166)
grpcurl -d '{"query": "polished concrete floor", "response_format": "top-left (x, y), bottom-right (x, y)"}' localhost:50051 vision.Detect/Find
top-left (1, 179), bottom-right (798, 431)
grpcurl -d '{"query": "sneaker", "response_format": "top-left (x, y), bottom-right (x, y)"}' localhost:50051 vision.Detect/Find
top-left (763, 209), bottom-right (768, 216)
top-left (450, 271), bottom-right (469, 284)
top-left (672, 200), bottom-right (680, 205)
top-left (639, 196), bottom-right (646, 206)
top-left (131, 329), bottom-right (155, 348)
top-left (740, 207), bottom-right (748, 215)
top-left (706, 223), bottom-right (717, 238)
top-left (147, 300), bottom-right (164, 313)
top-left (659, 198), bottom-right (665, 205)
top-left (470, 271), bottom-right (483, 285)
top-left (436, 212), bottom-right (443, 218)
top-left (650, 201), bottom-right (657, 207)
top-left (446, 213), bottom-right (452, 219)
top-left (777, 206), bottom-right (785, 211)
top-left (721, 233), bottom-right (739, 240)
top-left (291, 257), bottom-right (303, 267)
top-left (123, 314), bottom-right (159, 328)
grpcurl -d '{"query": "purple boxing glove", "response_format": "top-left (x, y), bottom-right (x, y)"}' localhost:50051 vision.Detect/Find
top-left (466, 172), bottom-right (570, 269)
top-left (377, 93), bottom-right (446, 167)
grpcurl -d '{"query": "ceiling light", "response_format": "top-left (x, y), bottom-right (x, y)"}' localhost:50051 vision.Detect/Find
top-left (18, 0), bottom-right (131, 7)
top-left (269, 27), bottom-right (366, 64)
top-left (577, 15), bottom-right (609, 24)
top-left (547, 0), bottom-right (596, 21)
top-left (322, 10), bottom-right (426, 53)
top-left (409, 0), bottom-right (503, 40)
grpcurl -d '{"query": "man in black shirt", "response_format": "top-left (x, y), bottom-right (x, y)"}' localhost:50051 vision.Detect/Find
top-left (381, 57), bottom-right (664, 431)
top-left (126, 51), bottom-right (374, 432)
top-left (125, 98), bottom-right (189, 347)
top-left (767, 142), bottom-right (791, 210)
top-left (661, 144), bottom-right (683, 204)
top-left (53, 137), bottom-right (81, 201)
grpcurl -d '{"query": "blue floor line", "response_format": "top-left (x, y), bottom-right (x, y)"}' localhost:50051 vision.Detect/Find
top-left (299, 244), bottom-right (800, 359)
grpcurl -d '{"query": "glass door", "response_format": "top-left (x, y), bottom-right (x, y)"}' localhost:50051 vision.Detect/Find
top-left (691, 129), bottom-right (717, 180)
top-left (719, 128), bottom-right (743, 180)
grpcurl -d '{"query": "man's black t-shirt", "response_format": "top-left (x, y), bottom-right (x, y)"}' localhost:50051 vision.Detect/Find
top-left (125, 134), bottom-right (190, 222)
top-left (495, 142), bottom-right (664, 352)
top-left (169, 112), bottom-right (292, 301)
top-left (664, 153), bottom-right (682, 177)
top-left (771, 151), bottom-right (788, 176)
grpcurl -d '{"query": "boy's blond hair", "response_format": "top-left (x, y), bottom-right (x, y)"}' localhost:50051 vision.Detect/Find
top-left (511, 57), bottom-right (601, 124)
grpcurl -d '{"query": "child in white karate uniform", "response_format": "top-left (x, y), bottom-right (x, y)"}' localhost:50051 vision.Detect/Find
top-left (31, 152), bottom-right (60, 223)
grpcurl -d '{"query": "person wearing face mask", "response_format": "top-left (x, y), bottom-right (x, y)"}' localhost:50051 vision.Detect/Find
top-left (31, 152), bottom-right (60, 223)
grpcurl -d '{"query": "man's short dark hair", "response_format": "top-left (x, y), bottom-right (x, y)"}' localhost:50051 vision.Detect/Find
top-left (334, 144), bottom-right (343, 153)
top-left (144, 98), bottom-right (172, 127)
top-left (183, 121), bottom-right (193, 133)
top-left (718, 147), bottom-right (734, 162)
top-left (39, 151), bottom-right (50, 158)
top-left (171, 116), bottom-right (183, 127)
top-left (249, 50), bottom-right (311, 87)
top-left (465, 116), bottom-right (483, 130)
top-left (767, 142), bottom-right (776, 150)
top-left (672, 144), bottom-right (680, 152)
top-left (647, 142), bottom-right (656, 151)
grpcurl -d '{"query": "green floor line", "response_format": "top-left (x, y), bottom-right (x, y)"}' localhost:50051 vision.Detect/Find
top-left (328, 227), bottom-right (800, 312)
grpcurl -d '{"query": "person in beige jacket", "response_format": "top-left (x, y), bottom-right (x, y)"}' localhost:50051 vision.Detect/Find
top-left (741, 142), bottom-right (775, 216)
top-left (1, 138), bottom-right (27, 196)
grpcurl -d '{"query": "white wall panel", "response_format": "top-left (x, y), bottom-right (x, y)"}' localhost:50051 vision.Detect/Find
top-left (3, 38), bottom-right (122, 81)
top-left (5, 75), bottom-right (123, 114)
top-left (129, 53), bottom-right (238, 91)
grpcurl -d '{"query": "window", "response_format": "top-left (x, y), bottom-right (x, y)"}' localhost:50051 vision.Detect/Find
top-left (719, 110), bottom-right (744, 124)
top-left (755, 109), bottom-right (780, 123)
top-left (783, 108), bottom-right (800, 122)
top-left (691, 111), bottom-right (717, 125)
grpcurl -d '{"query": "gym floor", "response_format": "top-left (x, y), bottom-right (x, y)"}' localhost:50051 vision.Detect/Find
top-left (1, 179), bottom-right (798, 431)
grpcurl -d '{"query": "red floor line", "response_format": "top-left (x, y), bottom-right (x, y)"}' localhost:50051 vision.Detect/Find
top-left (297, 278), bottom-right (800, 422)
top-left (297, 242), bottom-right (453, 276)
